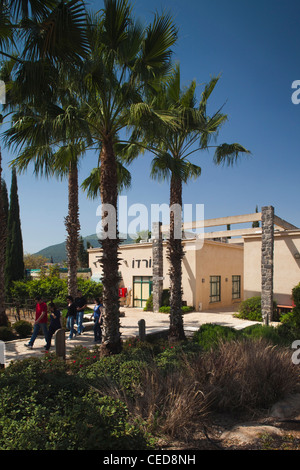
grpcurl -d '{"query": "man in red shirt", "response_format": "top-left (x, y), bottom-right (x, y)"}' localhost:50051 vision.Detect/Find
top-left (25, 296), bottom-right (48, 349)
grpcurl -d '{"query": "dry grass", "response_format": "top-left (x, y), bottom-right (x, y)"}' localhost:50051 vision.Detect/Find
top-left (90, 338), bottom-right (299, 442)
top-left (191, 338), bottom-right (299, 413)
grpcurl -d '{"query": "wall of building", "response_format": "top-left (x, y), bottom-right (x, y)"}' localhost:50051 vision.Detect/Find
top-left (89, 238), bottom-right (244, 311)
top-left (243, 231), bottom-right (300, 305)
top-left (195, 240), bottom-right (244, 311)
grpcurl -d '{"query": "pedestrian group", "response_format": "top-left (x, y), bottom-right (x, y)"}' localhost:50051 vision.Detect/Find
top-left (25, 291), bottom-right (103, 350)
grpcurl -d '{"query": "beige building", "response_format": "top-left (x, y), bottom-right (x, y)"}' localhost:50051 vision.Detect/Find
top-left (89, 232), bottom-right (244, 312)
top-left (89, 207), bottom-right (300, 314)
top-left (243, 229), bottom-right (300, 306)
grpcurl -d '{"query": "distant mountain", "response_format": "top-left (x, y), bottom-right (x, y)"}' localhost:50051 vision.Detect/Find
top-left (34, 233), bottom-right (136, 263)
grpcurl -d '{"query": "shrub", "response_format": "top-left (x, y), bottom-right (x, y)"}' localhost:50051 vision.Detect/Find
top-left (235, 296), bottom-right (277, 322)
top-left (0, 326), bottom-right (15, 341)
top-left (68, 345), bottom-right (100, 372)
top-left (241, 323), bottom-right (291, 346)
top-left (158, 305), bottom-right (194, 313)
top-left (0, 357), bottom-right (152, 450)
top-left (144, 290), bottom-right (170, 311)
top-left (193, 323), bottom-right (239, 350)
top-left (13, 320), bottom-right (33, 338)
top-left (277, 283), bottom-right (300, 339)
top-left (9, 276), bottom-right (103, 305)
top-left (144, 294), bottom-right (153, 311)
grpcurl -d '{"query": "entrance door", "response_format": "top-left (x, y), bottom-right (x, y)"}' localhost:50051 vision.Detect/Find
top-left (133, 276), bottom-right (153, 308)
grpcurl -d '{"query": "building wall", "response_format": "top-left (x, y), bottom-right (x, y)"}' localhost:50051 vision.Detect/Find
top-left (243, 231), bottom-right (300, 305)
top-left (195, 240), bottom-right (244, 311)
top-left (89, 239), bottom-right (244, 311)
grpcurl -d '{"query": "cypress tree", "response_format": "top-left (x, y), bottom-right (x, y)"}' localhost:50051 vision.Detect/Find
top-left (77, 236), bottom-right (89, 268)
top-left (5, 167), bottom-right (24, 295)
top-left (0, 149), bottom-right (8, 325)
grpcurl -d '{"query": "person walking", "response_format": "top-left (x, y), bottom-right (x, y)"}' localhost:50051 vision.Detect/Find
top-left (44, 302), bottom-right (61, 351)
top-left (66, 295), bottom-right (77, 340)
top-left (75, 290), bottom-right (87, 335)
top-left (25, 296), bottom-right (48, 349)
top-left (91, 297), bottom-right (103, 343)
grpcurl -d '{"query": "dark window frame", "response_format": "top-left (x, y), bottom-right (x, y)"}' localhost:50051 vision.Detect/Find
top-left (232, 275), bottom-right (241, 299)
top-left (210, 275), bottom-right (221, 303)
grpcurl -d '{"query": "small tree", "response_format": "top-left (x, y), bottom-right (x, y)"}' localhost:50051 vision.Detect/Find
top-left (0, 150), bottom-right (8, 325)
top-left (5, 167), bottom-right (24, 295)
top-left (78, 236), bottom-right (89, 268)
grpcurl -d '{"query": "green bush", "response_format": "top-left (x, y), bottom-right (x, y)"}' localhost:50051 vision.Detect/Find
top-left (241, 324), bottom-right (290, 346)
top-left (13, 320), bottom-right (33, 338)
top-left (0, 326), bottom-right (15, 341)
top-left (158, 305), bottom-right (194, 313)
top-left (154, 342), bottom-right (202, 372)
top-left (144, 294), bottom-right (153, 311)
top-left (0, 356), bottom-right (152, 450)
top-left (144, 289), bottom-right (170, 311)
top-left (278, 283), bottom-right (300, 338)
top-left (235, 296), bottom-right (277, 322)
top-left (193, 323), bottom-right (239, 350)
top-left (10, 276), bottom-right (103, 305)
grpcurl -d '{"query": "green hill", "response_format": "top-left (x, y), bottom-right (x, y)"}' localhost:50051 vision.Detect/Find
top-left (34, 233), bottom-right (136, 263)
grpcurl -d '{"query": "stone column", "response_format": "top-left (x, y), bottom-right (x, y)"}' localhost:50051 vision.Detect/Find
top-left (261, 206), bottom-right (274, 325)
top-left (152, 222), bottom-right (163, 313)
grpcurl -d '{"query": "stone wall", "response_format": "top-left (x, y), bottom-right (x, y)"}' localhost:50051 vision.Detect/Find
top-left (261, 206), bottom-right (274, 324)
top-left (152, 222), bottom-right (163, 313)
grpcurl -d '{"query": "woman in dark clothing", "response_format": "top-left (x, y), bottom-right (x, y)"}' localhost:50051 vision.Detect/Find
top-left (66, 295), bottom-right (77, 339)
top-left (45, 302), bottom-right (61, 351)
top-left (91, 297), bottom-right (103, 343)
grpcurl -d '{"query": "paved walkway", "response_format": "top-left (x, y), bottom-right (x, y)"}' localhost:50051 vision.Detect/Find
top-left (2, 307), bottom-right (268, 366)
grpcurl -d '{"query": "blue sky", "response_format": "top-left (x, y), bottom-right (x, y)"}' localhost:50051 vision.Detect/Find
top-left (1, 0), bottom-right (300, 254)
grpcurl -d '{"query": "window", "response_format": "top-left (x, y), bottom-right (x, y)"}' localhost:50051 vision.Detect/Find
top-left (210, 276), bottom-right (221, 303)
top-left (232, 275), bottom-right (241, 299)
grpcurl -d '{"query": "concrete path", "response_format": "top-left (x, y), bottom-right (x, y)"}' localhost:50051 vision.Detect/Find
top-left (2, 307), bottom-right (265, 366)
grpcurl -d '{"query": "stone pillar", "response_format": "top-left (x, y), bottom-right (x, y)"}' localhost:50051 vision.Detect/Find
top-left (138, 319), bottom-right (146, 341)
top-left (152, 222), bottom-right (163, 313)
top-left (261, 206), bottom-right (274, 325)
top-left (0, 340), bottom-right (5, 368)
top-left (55, 329), bottom-right (66, 360)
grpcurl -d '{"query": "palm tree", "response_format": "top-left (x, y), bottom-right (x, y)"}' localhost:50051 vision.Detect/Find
top-left (2, 0), bottom-right (178, 355)
top-left (0, 0), bottom-right (89, 320)
top-left (75, 0), bottom-right (178, 355)
top-left (130, 65), bottom-right (250, 341)
top-left (3, 80), bottom-right (90, 298)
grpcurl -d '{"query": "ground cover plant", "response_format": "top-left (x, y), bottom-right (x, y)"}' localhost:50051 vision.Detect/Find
top-left (0, 323), bottom-right (299, 450)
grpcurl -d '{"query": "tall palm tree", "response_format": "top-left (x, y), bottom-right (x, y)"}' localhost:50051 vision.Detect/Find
top-left (2, 0), bottom-right (178, 355)
top-left (75, 0), bottom-right (178, 355)
top-left (3, 82), bottom-right (90, 298)
top-left (0, 0), bottom-right (89, 321)
top-left (130, 65), bottom-right (250, 341)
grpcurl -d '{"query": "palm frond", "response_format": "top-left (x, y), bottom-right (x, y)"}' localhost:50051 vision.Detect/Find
top-left (213, 143), bottom-right (251, 166)
top-left (20, 0), bottom-right (89, 62)
top-left (142, 10), bottom-right (178, 75)
top-left (81, 159), bottom-right (131, 199)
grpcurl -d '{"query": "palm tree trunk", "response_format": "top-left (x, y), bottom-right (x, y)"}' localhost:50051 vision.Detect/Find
top-left (168, 173), bottom-right (185, 341)
top-left (0, 149), bottom-right (8, 326)
top-left (99, 136), bottom-right (122, 355)
top-left (65, 161), bottom-right (80, 299)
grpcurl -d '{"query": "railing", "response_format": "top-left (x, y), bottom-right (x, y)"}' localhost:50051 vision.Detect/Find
top-left (5, 299), bottom-right (36, 322)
